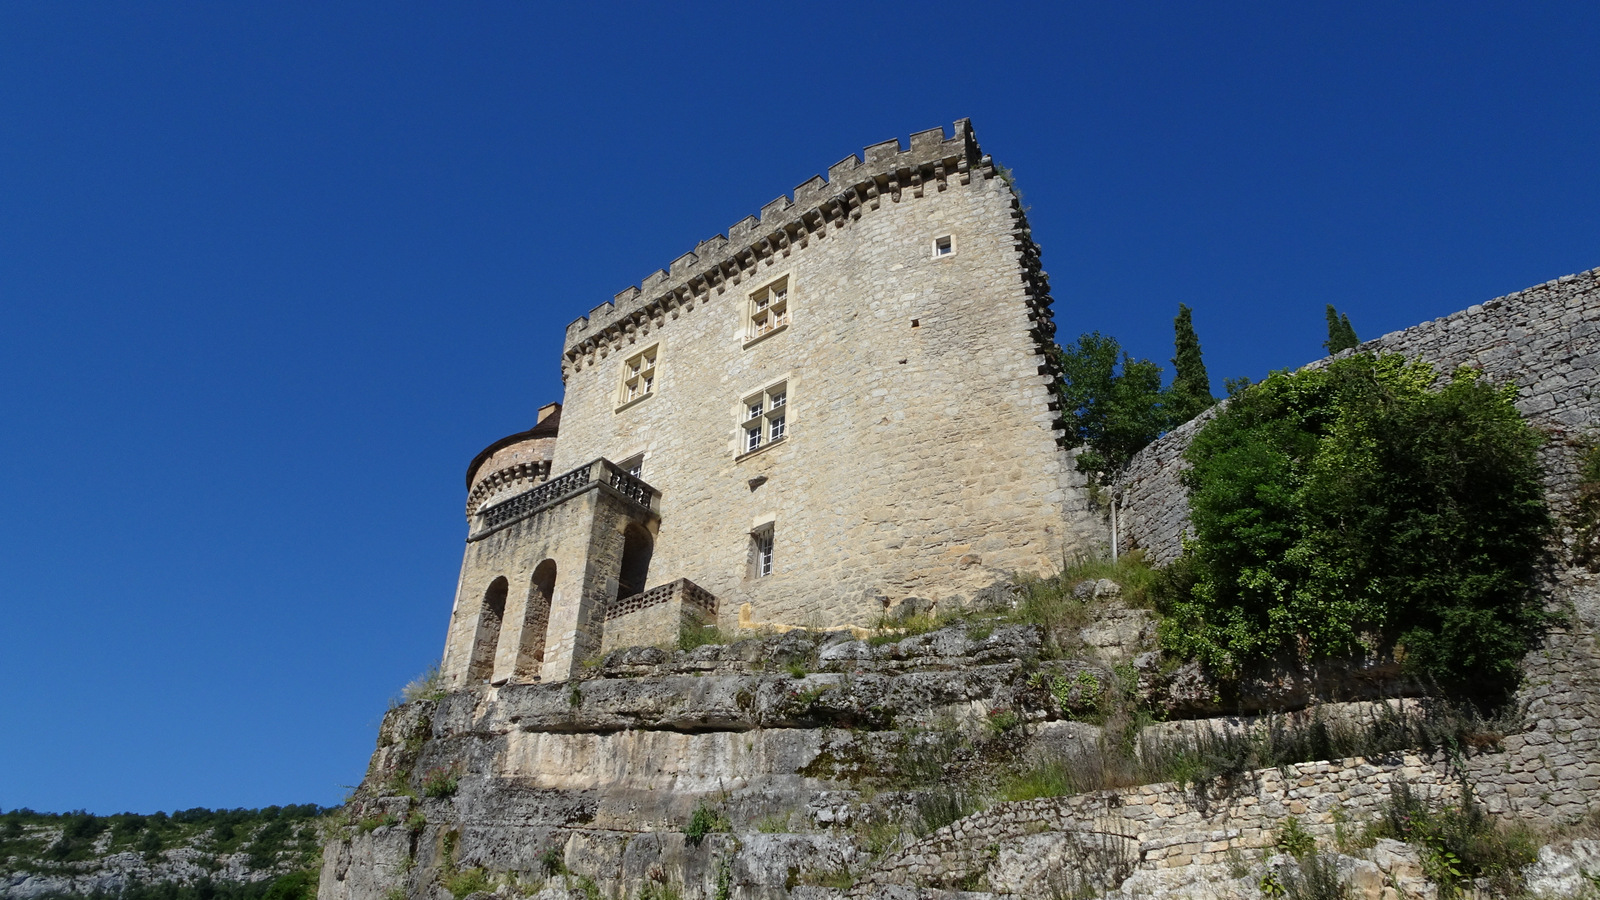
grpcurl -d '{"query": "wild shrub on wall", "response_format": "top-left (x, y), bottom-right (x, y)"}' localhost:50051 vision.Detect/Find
top-left (1161, 353), bottom-right (1550, 706)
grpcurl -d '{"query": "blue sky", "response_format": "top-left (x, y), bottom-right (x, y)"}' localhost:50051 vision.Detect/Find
top-left (2, 3), bottom-right (1597, 814)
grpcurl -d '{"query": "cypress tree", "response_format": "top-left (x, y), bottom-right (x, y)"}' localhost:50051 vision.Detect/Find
top-left (1167, 303), bottom-right (1214, 425)
top-left (1324, 304), bottom-right (1360, 354)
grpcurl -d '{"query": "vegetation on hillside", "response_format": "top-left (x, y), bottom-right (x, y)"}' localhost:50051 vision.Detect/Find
top-left (1, 805), bottom-right (326, 900)
top-left (1160, 353), bottom-right (1549, 706)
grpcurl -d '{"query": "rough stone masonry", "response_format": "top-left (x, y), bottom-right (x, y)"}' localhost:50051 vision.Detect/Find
top-left (321, 123), bottom-right (1600, 899)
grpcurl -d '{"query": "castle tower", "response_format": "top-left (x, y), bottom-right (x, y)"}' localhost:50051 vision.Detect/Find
top-left (441, 120), bottom-right (1098, 687)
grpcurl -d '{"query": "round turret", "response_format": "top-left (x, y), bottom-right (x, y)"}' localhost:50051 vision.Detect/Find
top-left (464, 403), bottom-right (560, 516)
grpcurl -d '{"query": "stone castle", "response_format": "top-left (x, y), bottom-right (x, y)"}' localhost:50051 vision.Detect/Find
top-left (440, 119), bottom-right (1100, 689)
top-left (319, 122), bottom-right (1599, 900)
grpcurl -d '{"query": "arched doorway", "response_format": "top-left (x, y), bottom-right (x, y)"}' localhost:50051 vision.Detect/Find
top-left (466, 577), bottom-right (508, 683)
top-left (513, 560), bottom-right (556, 681)
top-left (617, 523), bottom-right (653, 601)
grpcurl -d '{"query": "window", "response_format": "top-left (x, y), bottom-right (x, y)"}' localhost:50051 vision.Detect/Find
top-left (933, 235), bottom-right (955, 258)
top-left (750, 524), bottom-right (775, 578)
top-left (740, 382), bottom-right (787, 455)
top-left (618, 454), bottom-right (644, 479)
top-left (745, 276), bottom-right (790, 344)
top-left (617, 345), bottom-right (657, 408)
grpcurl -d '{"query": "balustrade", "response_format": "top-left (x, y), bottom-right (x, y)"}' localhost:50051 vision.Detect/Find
top-left (474, 458), bottom-right (659, 534)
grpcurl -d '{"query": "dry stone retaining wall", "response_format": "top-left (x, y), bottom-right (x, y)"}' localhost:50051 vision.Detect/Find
top-left (858, 752), bottom-right (1462, 893)
top-left (1104, 264), bottom-right (1600, 836)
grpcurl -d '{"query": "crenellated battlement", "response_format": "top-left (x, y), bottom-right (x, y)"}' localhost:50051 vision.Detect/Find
top-left (561, 119), bottom-right (987, 369)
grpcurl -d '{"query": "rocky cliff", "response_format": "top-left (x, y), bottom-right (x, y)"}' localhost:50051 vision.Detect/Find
top-left (319, 576), bottom-right (1600, 899)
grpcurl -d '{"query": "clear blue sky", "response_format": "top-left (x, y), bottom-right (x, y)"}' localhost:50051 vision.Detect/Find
top-left (2, 3), bottom-right (1597, 814)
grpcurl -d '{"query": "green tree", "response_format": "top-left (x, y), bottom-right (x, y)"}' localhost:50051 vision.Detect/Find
top-left (1323, 304), bottom-right (1360, 354)
top-left (1161, 354), bottom-right (1549, 706)
top-left (1054, 333), bottom-right (1166, 483)
top-left (1166, 303), bottom-right (1215, 425)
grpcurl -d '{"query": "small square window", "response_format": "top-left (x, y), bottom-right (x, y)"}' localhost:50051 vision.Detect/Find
top-left (746, 277), bottom-right (791, 344)
top-left (933, 235), bottom-right (954, 258)
top-left (616, 345), bottom-right (659, 410)
top-left (737, 381), bottom-right (789, 457)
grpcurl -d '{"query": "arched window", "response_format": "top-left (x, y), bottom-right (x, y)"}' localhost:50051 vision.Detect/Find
top-left (512, 560), bottom-right (556, 680)
top-left (466, 577), bottom-right (508, 683)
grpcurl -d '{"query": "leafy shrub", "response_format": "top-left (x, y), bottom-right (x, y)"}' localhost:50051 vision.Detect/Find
top-left (1370, 782), bottom-right (1536, 898)
top-left (682, 802), bottom-right (730, 847)
top-left (1274, 817), bottom-right (1316, 857)
top-left (356, 812), bottom-right (398, 833)
top-left (537, 844), bottom-right (567, 876)
top-left (1164, 354), bottom-right (1550, 705)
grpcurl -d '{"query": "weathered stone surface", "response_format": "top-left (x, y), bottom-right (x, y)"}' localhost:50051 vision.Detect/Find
top-left (321, 605), bottom-right (1600, 899)
top-left (1523, 838), bottom-right (1600, 898)
top-left (323, 125), bottom-right (1600, 898)
top-left (548, 124), bottom-right (1099, 636)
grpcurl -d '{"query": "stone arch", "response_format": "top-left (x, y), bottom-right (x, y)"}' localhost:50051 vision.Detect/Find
top-left (512, 560), bottom-right (557, 681)
top-left (466, 576), bottom-right (508, 684)
top-left (618, 523), bottom-right (654, 601)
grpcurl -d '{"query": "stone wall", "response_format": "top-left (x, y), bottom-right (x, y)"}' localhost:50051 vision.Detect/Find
top-left (464, 404), bottom-right (561, 515)
top-left (1462, 573), bottom-right (1600, 825)
top-left (599, 579), bottom-right (716, 654)
top-left (1115, 265), bottom-right (1600, 566)
top-left (440, 476), bottom-right (657, 687)
top-left (1111, 407), bottom-right (1215, 567)
top-left (857, 753), bottom-right (1463, 894)
top-left (1107, 265), bottom-right (1600, 835)
top-left (326, 604), bottom-right (1600, 900)
top-left (547, 123), bottom-right (1099, 632)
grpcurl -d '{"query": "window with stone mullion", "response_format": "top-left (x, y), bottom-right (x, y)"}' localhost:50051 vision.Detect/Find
top-left (747, 278), bottom-right (790, 341)
top-left (740, 383), bottom-right (788, 454)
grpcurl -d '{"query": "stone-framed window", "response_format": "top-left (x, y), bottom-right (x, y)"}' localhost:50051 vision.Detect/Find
top-left (618, 453), bottom-right (644, 479)
top-left (932, 234), bottom-right (955, 259)
top-left (749, 523), bottom-right (775, 578)
top-left (739, 381), bottom-right (787, 456)
top-left (744, 275), bottom-right (790, 345)
top-left (616, 344), bottom-right (658, 410)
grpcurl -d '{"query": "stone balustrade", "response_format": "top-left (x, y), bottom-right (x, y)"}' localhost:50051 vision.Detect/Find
top-left (471, 458), bottom-right (659, 540)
